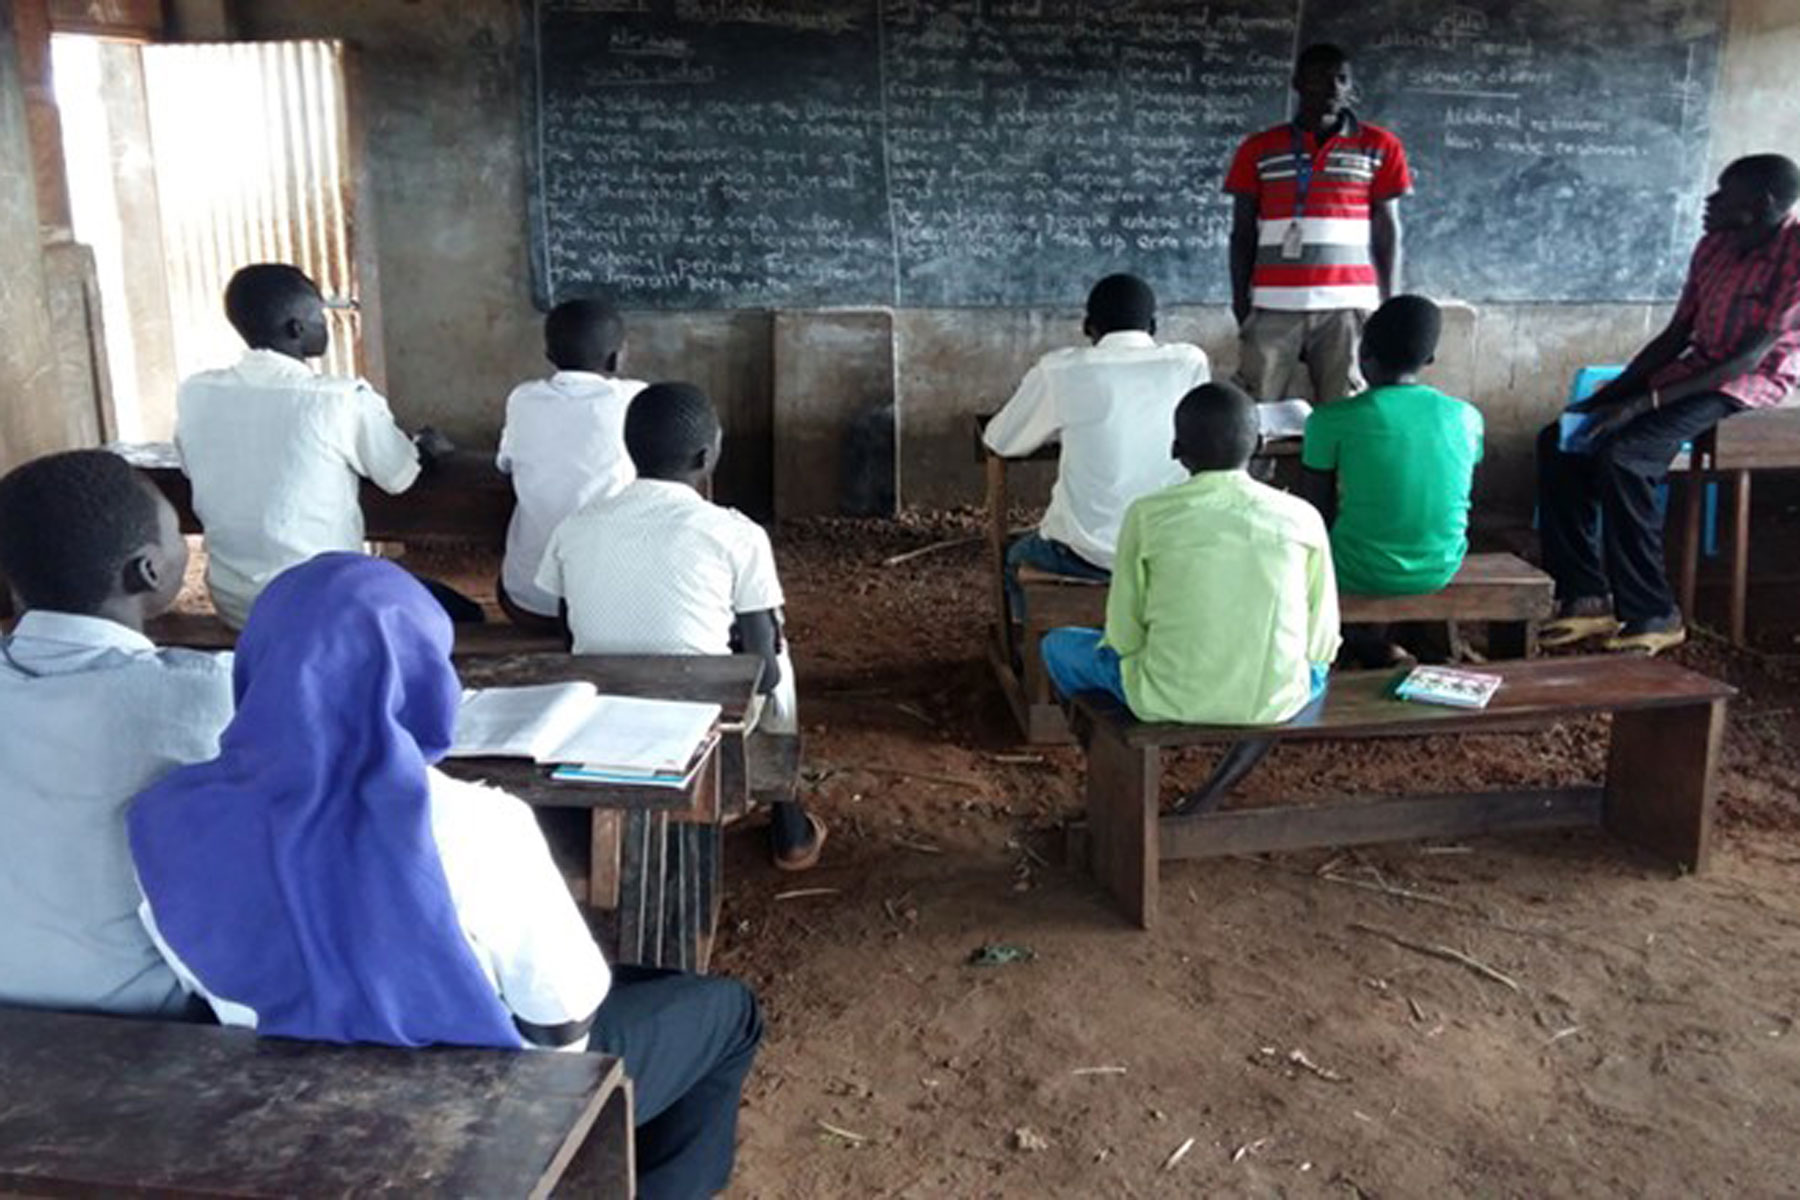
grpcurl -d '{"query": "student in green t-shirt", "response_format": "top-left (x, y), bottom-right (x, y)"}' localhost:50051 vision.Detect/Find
top-left (1300, 295), bottom-right (1483, 664)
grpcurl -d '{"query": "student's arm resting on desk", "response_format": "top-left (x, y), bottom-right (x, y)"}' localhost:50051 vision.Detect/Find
top-left (347, 385), bottom-right (425, 494)
top-left (733, 609), bottom-right (783, 695)
top-left (1101, 503), bottom-right (1147, 659)
top-left (981, 364), bottom-right (1057, 458)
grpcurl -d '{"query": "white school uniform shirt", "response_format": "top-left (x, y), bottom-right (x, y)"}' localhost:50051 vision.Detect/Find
top-left (141, 769), bottom-right (610, 1049)
top-left (982, 331), bottom-right (1210, 569)
top-left (535, 478), bottom-right (798, 732)
top-left (0, 612), bottom-right (234, 1018)
top-left (176, 349), bottom-right (422, 628)
top-left (496, 370), bottom-right (647, 617)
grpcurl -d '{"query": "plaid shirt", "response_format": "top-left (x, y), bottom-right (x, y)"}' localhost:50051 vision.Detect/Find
top-left (1653, 214), bottom-right (1800, 409)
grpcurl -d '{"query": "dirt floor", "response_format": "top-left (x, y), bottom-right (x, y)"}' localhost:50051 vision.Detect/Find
top-left (397, 512), bottom-right (1800, 1198)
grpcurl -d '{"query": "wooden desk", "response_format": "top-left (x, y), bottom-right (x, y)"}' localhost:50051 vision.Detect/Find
top-left (114, 442), bottom-right (515, 548)
top-left (449, 654), bottom-right (765, 972)
top-left (1674, 407), bottom-right (1800, 646)
top-left (0, 1006), bottom-right (634, 1198)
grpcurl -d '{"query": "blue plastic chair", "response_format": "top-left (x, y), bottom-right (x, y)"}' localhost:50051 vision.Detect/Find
top-left (1558, 365), bottom-right (1717, 558)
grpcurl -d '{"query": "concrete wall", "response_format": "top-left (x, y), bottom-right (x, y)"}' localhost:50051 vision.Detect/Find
top-left (227, 0), bottom-right (1799, 523)
top-left (0, 4), bottom-right (86, 473)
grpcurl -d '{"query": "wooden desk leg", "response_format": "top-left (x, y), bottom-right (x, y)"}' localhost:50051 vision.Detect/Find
top-left (1085, 727), bottom-right (1161, 929)
top-left (553, 1079), bottom-right (637, 1199)
top-left (589, 811), bottom-right (622, 911)
top-left (1487, 620), bottom-right (1536, 659)
top-left (1602, 700), bottom-right (1724, 873)
top-left (1728, 470), bottom-right (1750, 647)
top-left (986, 451), bottom-right (1012, 665)
top-left (1676, 468), bottom-right (1704, 624)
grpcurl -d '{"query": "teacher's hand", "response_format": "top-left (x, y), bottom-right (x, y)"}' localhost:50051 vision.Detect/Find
top-left (1582, 394), bottom-right (1653, 443)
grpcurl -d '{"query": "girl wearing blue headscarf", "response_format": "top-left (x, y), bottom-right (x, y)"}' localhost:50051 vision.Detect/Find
top-left (129, 554), bottom-right (762, 1198)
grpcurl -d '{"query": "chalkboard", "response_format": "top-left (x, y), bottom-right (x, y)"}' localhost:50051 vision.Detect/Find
top-left (1301, 0), bottom-right (1723, 301)
top-left (524, 0), bottom-right (1724, 310)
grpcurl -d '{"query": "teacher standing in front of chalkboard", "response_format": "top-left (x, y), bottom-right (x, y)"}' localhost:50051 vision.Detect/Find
top-left (1224, 43), bottom-right (1411, 405)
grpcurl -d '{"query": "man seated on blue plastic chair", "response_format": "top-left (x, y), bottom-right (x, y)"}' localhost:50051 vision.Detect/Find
top-left (1537, 154), bottom-right (1800, 655)
top-left (983, 274), bottom-right (1210, 625)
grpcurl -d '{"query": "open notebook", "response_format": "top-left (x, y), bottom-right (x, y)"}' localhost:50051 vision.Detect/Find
top-left (1257, 398), bottom-right (1313, 440)
top-left (449, 683), bottom-right (721, 777)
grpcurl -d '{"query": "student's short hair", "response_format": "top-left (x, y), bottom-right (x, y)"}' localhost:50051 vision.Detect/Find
top-left (0, 450), bottom-right (163, 614)
top-left (1296, 43), bottom-right (1350, 73)
top-left (1361, 294), bottom-right (1442, 373)
top-left (624, 382), bottom-right (720, 477)
top-left (1175, 382), bottom-right (1258, 471)
top-left (223, 263), bottom-right (320, 340)
top-left (1724, 154), bottom-right (1800, 211)
top-left (545, 298), bottom-right (626, 369)
top-left (1085, 273), bottom-right (1156, 335)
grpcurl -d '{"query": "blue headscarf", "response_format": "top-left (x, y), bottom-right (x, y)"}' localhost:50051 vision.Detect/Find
top-left (129, 554), bottom-right (522, 1048)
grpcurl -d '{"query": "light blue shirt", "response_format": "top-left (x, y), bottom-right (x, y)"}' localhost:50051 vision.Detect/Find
top-left (0, 611), bottom-right (234, 1016)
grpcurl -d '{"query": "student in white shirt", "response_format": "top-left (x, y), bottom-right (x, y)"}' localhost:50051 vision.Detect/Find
top-left (537, 383), bottom-right (827, 871)
top-left (496, 299), bottom-right (646, 628)
top-left (983, 273), bottom-right (1211, 619)
top-left (129, 554), bottom-right (763, 1200)
top-left (0, 450), bottom-right (234, 1018)
top-left (176, 263), bottom-right (477, 628)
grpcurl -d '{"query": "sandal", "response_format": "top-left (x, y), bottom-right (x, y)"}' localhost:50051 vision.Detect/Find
top-left (772, 812), bottom-right (828, 872)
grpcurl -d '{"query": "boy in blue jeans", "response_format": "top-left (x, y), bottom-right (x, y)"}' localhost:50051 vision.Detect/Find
top-left (1043, 382), bottom-right (1339, 808)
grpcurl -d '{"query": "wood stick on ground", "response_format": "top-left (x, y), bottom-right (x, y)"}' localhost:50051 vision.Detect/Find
top-left (774, 887), bottom-right (841, 901)
top-left (816, 1119), bottom-right (869, 1144)
top-left (1071, 1065), bottom-right (1129, 1076)
top-left (1162, 1137), bottom-right (1196, 1171)
top-left (1350, 922), bottom-right (1523, 993)
top-left (855, 764), bottom-right (987, 790)
top-left (882, 536), bottom-right (981, 567)
top-left (1321, 872), bottom-right (1469, 913)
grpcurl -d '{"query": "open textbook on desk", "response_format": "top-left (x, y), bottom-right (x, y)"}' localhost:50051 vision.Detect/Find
top-left (450, 683), bottom-right (720, 786)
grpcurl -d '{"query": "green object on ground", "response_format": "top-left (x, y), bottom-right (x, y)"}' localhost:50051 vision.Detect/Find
top-left (967, 943), bottom-right (1036, 967)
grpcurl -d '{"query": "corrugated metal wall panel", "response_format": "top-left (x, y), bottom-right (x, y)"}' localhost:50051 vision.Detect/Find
top-left (142, 39), bottom-right (364, 382)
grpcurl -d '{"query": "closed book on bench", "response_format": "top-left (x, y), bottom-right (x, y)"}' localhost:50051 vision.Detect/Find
top-left (450, 683), bottom-right (720, 774)
top-left (1395, 666), bottom-right (1502, 709)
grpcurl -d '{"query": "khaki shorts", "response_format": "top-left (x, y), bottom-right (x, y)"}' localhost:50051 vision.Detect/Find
top-left (1235, 307), bottom-right (1367, 404)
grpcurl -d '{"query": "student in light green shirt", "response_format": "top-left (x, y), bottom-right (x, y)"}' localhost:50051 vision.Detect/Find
top-left (1041, 382), bottom-right (1341, 731)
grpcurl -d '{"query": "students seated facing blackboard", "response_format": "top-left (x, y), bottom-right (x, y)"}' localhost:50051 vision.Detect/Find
top-left (1040, 383), bottom-right (1341, 725)
top-left (1226, 42), bottom-right (1411, 405)
top-left (0, 451), bottom-right (233, 1018)
top-left (128, 555), bottom-right (762, 1199)
top-left (1300, 296), bottom-right (1483, 664)
top-left (175, 263), bottom-right (470, 628)
top-left (982, 273), bottom-right (1210, 619)
top-left (496, 299), bottom-right (647, 629)
top-left (535, 384), bottom-right (827, 871)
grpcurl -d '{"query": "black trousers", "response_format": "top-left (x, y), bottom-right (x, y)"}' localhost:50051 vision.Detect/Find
top-left (1535, 392), bottom-right (1742, 625)
top-left (587, 966), bottom-right (763, 1200)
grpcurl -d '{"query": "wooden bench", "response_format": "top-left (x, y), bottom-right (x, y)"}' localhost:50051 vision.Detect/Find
top-left (449, 654), bottom-right (769, 973)
top-left (0, 1006), bottom-right (634, 1198)
top-left (1068, 654), bottom-right (1733, 928)
top-left (116, 442), bottom-right (515, 549)
top-left (1672, 407), bottom-right (1800, 646)
top-left (995, 552), bottom-right (1555, 744)
top-left (146, 609), bottom-right (570, 659)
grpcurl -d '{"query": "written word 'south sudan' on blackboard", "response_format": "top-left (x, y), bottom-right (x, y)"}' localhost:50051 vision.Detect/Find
top-left (524, 0), bottom-right (1723, 311)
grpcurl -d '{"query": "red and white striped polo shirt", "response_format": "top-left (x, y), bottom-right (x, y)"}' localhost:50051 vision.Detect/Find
top-left (1223, 115), bottom-right (1412, 313)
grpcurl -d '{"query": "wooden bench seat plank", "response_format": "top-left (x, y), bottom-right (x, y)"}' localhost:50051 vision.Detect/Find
top-left (0, 1007), bottom-right (631, 1198)
top-left (1072, 655), bottom-right (1734, 927)
top-left (146, 611), bottom-right (570, 658)
top-left (1077, 655), bottom-right (1734, 749)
